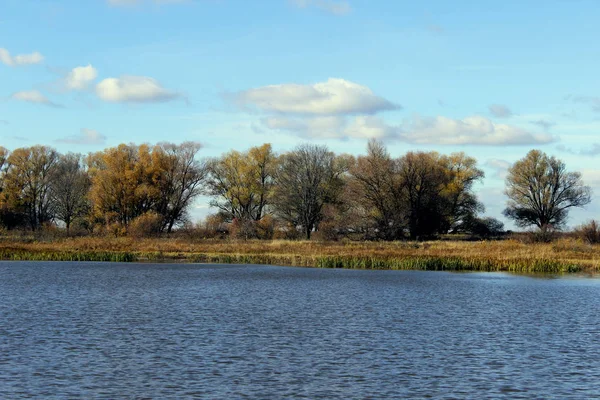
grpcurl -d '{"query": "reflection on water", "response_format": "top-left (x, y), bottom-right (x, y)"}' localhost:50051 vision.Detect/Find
top-left (1, 262), bottom-right (599, 398)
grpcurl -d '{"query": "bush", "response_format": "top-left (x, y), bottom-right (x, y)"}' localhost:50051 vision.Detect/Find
top-left (574, 220), bottom-right (600, 244)
top-left (256, 215), bottom-right (275, 240)
top-left (229, 218), bottom-right (257, 240)
top-left (518, 228), bottom-right (558, 243)
top-left (273, 222), bottom-right (301, 240)
top-left (465, 217), bottom-right (505, 238)
top-left (128, 212), bottom-right (163, 238)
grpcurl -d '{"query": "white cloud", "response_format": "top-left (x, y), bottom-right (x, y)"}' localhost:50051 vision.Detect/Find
top-left (96, 75), bottom-right (181, 103)
top-left (65, 64), bottom-right (98, 90)
top-left (263, 116), bottom-right (347, 139)
top-left (56, 128), bottom-right (107, 145)
top-left (0, 48), bottom-right (44, 67)
top-left (488, 104), bottom-right (513, 118)
top-left (11, 90), bottom-right (61, 107)
top-left (261, 114), bottom-right (555, 145)
top-left (400, 115), bottom-right (554, 145)
top-left (290, 0), bottom-right (351, 15)
top-left (233, 78), bottom-right (398, 116)
top-left (485, 158), bottom-right (511, 179)
top-left (263, 116), bottom-right (395, 140)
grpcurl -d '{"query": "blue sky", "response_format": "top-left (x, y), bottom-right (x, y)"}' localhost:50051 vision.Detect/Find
top-left (2, 0), bottom-right (600, 228)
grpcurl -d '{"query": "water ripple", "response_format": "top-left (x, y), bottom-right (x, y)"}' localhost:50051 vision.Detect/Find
top-left (1, 262), bottom-right (599, 398)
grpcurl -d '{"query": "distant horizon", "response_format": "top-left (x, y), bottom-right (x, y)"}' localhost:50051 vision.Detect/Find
top-left (2, 0), bottom-right (600, 228)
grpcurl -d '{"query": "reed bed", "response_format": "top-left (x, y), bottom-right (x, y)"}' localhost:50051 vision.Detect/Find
top-left (0, 236), bottom-right (598, 273)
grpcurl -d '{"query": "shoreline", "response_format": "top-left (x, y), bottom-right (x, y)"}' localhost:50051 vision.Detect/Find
top-left (1, 237), bottom-right (599, 273)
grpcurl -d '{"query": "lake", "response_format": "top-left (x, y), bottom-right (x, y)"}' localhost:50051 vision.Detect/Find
top-left (1, 262), bottom-right (599, 399)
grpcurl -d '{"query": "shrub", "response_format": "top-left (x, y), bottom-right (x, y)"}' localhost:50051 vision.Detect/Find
top-left (229, 218), bottom-right (257, 240)
top-left (128, 212), bottom-right (163, 238)
top-left (574, 220), bottom-right (600, 244)
top-left (256, 215), bottom-right (275, 240)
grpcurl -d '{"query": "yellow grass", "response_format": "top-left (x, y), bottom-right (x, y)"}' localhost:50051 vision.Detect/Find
top-left (1, 235), bottom-right (600, 273)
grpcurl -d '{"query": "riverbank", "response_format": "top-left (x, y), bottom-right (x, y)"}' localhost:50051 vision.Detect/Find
top-left (1, 236), bottom-right (599, 273)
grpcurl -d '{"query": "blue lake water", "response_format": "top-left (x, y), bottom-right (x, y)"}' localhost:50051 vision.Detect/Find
top-left (1, 262), bottom-right (599, 399)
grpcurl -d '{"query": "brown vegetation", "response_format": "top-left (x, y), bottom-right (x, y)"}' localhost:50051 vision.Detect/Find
top-left (0, 235), bottom-right (598, 273)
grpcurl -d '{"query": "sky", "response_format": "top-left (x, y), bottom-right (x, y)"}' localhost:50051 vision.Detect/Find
top-left (2, 0), bottom-right (600, 229)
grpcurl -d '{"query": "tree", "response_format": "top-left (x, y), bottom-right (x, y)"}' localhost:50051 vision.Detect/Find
top-left (348, 139), bottom-right (404, 240)
top-left (439, 152), bottom-right (485, 232)
top-left (396, 151), bottom-right (451, 239)
top-left (153, 142), bottom-right (206, 233)
top-left (273, 144), bottom-right (346, 239)
top-left (503, 150), bottom-right (591, 231)
top-left (0, 146), bottom-right (18, 229)
top-left (464, 216), bottom-right (504, 238)
top-left (87, 143), bottom-right (159, 228)
top-left (3, 146), bottom-right (59, 230)
top-left (206, 144), bottom-right (276, 223)
top-left (49, 153), bottom-right (91, 235)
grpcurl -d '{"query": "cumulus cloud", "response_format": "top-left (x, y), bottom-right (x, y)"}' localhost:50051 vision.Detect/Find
top-left (0, 48), bottom-right (44, 67)
top-left (400, 115), bottom-right (554, 145)
top-left (232, 78), bottom-right (399, 116)
top-left (65, 64), bottom-right (98, 90)
top-left (11, 90), bottom-right (62, 108)
top-left (56, 128), bottom-right (107, 145)
top-left (488, 104), bottom-right (513, 118)
top-left (96, 76), bottom-right (181, 103)
top-left (290, 0), bottom-right (351, 15)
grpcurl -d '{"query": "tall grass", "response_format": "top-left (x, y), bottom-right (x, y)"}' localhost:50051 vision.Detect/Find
top-left (0, 235), bottom-right (597, 273)
top-left (0, 249), bottom-right (136, 262)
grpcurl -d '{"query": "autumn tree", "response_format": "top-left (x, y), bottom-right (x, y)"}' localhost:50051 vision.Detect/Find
top-left (49, 153), bottom-right (91, 234)
top-left (439, 152), bottom-right (485, 232)
top-left (503, 150), bottom-right (591, 231)
top-left (206, 143), bottom-right (276, 223)
top-left (273, 144), bottom-right (346, 239)
top-left (3, 145), bottom-right (59, 230)
top-left (87, 143), bottom-right (160, 228)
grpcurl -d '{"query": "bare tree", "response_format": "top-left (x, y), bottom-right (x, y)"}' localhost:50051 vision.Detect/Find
top-left (348, 139), bottom-right (404, 240)
top-left (503, 150), bottom-right (591, 231)
top-left (397, 151), bottom-right (450, 239)
top-left (154, 142), bottom-right (207, 233)
top-left (49, 153), bottom-right (91, 235)
top-left (273, 144), bottom-right (346, 239)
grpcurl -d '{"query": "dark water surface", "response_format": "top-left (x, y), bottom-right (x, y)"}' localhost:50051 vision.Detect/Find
top-left (1, 262), bottom-right (600, 399)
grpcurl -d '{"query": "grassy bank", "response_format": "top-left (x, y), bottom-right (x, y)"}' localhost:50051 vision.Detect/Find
top-left (1, 236), bottom-right (599, 273)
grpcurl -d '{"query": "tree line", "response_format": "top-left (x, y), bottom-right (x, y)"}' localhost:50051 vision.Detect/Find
top-left (0, 141), bottom-right (591, 240)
